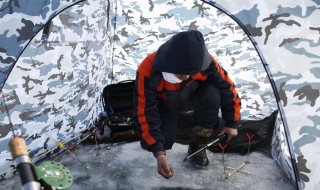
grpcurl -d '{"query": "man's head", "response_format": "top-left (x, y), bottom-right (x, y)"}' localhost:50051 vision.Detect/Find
top-left (153, 30), bottom-right (211, 75)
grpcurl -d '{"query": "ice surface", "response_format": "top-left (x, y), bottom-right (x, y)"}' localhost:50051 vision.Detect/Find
top-left (0, 141), bottom-right (296, 190)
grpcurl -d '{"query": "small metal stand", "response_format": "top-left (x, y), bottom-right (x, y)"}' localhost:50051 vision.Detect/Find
top-left (223, 133), bottom-right (254, 178)
top-left (218, 143), bottom-right (228, 178)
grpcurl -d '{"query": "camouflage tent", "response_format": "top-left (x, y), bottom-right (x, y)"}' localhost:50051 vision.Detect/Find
top-left (0, 0), bottom-right (319, 189)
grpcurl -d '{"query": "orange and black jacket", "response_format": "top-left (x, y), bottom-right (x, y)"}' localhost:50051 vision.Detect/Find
top-left (133, 52), bottom-right (241, 155)
top-left (133, 30), bottom-right (241, 155)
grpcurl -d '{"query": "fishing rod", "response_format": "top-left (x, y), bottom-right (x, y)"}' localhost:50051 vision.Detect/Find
top-left (3, 93), bottom-right (73, 189)
top-left (27, 116), bottom-right (108, 165)
top-left (183, 133), bottom-right (227, 162)
top-left (9, 137), bottom-right (73, 190)
top-left (2, 112), bottom-right (110, 181)
top-left (9, 137), bottom-right (40, 190)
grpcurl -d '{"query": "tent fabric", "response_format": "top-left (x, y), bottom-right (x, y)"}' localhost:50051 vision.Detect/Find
top-left (203, 1), bottom-right (320, 189)
top-left (0, 0), bottom-right (84, 90)
top-left (0, 0), bottom-right (319, 189)
top-left (0, 0), bottom-right (112, 179)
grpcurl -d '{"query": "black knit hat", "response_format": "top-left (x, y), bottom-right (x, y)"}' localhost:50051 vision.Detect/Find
top-left (153, 30), bottom-right (211, 75)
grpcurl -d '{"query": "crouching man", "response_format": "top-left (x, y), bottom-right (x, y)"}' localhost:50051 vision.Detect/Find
top-left (133, 30), bottom-right (241, 179)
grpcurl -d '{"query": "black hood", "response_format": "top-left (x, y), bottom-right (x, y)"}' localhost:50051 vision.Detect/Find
top-left (152, 30), bottom-right (211, 75)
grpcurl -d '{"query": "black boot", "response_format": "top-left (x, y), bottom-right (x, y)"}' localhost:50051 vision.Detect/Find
top-left (188, 139), bottom-right (209, 167)
top-left (187, 125), bottom-right (215, 167)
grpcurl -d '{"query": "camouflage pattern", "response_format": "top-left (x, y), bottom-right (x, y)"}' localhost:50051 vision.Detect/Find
top-left (271, 114), bottom-right (295, 184)
top-left (0, 0), bottom-right (319, 189)
top-left (112, 0), bottom-right (276, 120)
top-left (0, 0), bottom-right (83, 90)
top-left (204, 1), bottom-right (320, 189)
top-left (0, 0), bottom-right (113, 179)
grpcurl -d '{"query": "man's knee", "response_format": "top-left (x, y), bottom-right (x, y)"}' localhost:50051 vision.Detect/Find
top-left (164, 140), bottom-right (175, 150)
top-left (193, 125), bottom-right (215, 138)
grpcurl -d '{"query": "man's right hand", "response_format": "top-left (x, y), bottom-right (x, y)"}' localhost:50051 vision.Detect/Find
top-left (156, 154), bottom-right (174, 179)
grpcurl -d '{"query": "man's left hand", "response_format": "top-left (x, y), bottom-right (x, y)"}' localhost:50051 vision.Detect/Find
top-left (218, 127), bottom-right (238, 143)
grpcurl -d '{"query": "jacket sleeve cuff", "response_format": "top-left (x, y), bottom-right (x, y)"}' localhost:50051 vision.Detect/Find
top-left (149, 142), bottom-right (164, 156)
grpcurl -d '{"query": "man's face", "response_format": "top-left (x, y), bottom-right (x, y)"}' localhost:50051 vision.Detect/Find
top-left (175, 74), bottom-right (190, 81)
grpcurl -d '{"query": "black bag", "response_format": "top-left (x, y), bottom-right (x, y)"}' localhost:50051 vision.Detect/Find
top-left (102, 80), bottom-right (138, 142)
top-left (102, 80), bottom-right (135, 119)
top-left (175, 110), bottom-right (278, 156)
top-left (208, 111), bottom-right (278, 155)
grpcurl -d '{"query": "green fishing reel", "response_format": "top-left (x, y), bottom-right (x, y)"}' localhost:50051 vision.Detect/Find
top-left (33, 161), bottom-right (73, 190)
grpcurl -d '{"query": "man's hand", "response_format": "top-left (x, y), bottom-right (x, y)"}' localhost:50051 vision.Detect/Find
top-left (156, 154), bottom-right (174, 179)
top-left (218, 127), bottom-right (238, 143)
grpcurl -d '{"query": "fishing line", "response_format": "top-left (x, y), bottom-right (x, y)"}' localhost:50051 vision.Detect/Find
top-left (83, 130), bottom-right (101, 169)
top-left (45, 124), bottom-right (105, 170)
top-left (2, 94), bottom-right (16, 138)
top-left (45, 133), bottom-right (88, 170)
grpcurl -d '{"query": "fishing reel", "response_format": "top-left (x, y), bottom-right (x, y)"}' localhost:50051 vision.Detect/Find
top-left (9, 137), bottom-right (73, 190)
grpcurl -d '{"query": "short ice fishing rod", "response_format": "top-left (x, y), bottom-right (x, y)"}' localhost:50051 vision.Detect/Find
top-left (4, 93), bottom-right (40, 190)
top-left (9, 137), bottom-right (73, 190)
top-left (4, 93), bottom-right (72, 189)
top-left (9, 137), bottom-right (41, 190)
top-left (183, 133), bottom-right (227, 162)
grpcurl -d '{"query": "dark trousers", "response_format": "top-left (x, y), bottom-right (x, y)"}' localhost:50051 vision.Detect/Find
top-left (158, 82), bottom-right (221, 150)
